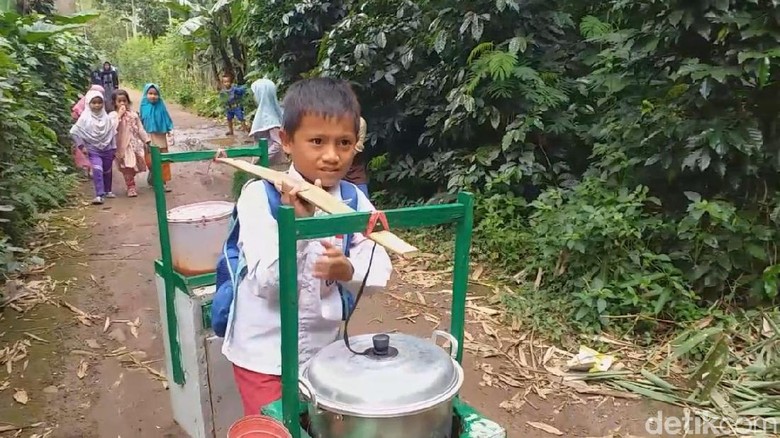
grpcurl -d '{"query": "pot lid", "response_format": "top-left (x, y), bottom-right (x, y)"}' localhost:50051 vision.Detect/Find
top-left (301, 332), bottom-right (464, 417)
top-left (167, 201), bottom-right (233, 223)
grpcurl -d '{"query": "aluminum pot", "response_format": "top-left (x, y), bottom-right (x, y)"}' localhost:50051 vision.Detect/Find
top-left (299, 330), bottom-right (464, 438)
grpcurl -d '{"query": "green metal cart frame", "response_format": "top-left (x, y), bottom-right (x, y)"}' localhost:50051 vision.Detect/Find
top-left (150, 140), bottom-right (268, 385)
top-left (263, 192), bottom-right (504, 438)
top-left (149, 141), bottom-right (505, 438)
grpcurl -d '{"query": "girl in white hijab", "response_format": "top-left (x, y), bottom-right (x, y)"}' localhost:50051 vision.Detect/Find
top-left (248, 78), bottom-right (285, 165)
top-left (70, 90), bottom-right (120, 204)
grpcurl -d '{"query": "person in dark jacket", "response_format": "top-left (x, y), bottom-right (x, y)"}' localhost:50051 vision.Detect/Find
top-left (99, 62), bottom-right (119, 112)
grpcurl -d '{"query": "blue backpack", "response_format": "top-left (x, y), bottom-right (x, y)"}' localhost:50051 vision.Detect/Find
top-left (211, 179), bottom-right (360, 337)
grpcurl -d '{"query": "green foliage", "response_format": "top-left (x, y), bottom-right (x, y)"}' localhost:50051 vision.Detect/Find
top-left (114, 32), bottom-right (223, 117)
top-left (85, 12), bottom-right (127, 61)
top-left (0, 10), bottom-right (97, 276)
top-left (229, 0), bottom-right (780, 336)
top-left (519, 179), bottom-right (704, 332)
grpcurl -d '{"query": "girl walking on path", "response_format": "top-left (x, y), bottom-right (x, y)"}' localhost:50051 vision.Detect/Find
top-left (70, 84), bottom-right (106, 178)
top-left (70, 90), bottom-right (120, 205)
top-left (139, 83), bottom-right (174, 192)
top-left (112, 89), bottom-right (150, 198)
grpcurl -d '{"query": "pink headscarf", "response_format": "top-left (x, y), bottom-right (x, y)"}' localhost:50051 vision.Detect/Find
top-left (71, 84), bottom-right (105, 121)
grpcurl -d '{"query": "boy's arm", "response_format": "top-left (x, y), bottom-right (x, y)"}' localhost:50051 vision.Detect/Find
top-left (236, 181), bottom-right (313, 298)
top-left (341, 191), bottom-right (392, 295)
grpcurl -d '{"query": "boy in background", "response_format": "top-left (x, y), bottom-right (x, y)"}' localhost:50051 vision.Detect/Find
top-left (221, 73), bottom-right (249, 136)
top-left (221, 77), bottom-right (392, 415)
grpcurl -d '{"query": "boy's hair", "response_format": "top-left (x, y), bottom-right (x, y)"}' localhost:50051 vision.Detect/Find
top-left (112, 89), bottom-right (131, 105)
top-left (281, 77), bottom-right (361, 136)
top-left (222, 72), bottom-right (233, 81)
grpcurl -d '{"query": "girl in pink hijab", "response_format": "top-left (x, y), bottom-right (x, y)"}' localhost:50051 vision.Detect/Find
top-left (71, 85), bottom-right (105, 177)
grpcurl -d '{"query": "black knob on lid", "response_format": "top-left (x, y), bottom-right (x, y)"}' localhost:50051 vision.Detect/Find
top-left (372, 334), bottom-right (390, 356)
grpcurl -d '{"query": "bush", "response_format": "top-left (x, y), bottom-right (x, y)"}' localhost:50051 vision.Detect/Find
top-left (114, 33), bottom-right (225, 118)
top-left (232, 0), bottom-right (780, 336)
top-left (0, 11), bottom-right (98, 276)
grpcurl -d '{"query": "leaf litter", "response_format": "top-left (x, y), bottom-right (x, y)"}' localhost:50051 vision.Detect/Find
top-left (0, 212), bottom-right (93, 436)
top-left (392, 256), bottom-right (780, 436)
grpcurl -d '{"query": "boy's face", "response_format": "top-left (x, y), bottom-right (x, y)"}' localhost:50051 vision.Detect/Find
top-left (146, 87), bottom-right (159, 103)
top-left (221, 77), bottom-right (232, 88)
top-left (281, 113), bottom-right (358, 188)
top-left (89, 97), bottom-right (104, 113)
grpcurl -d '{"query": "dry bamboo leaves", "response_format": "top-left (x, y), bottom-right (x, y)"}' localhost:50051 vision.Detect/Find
top-left (391, 253), bottom-right (780, 435)
top-left (526, 421), bottom-right (563, 436)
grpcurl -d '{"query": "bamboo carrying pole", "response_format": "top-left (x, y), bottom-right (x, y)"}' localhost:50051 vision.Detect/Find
top-left (216, 157), bottom-right (419, 256)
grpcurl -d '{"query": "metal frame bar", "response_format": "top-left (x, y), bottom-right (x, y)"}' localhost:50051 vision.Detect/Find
top-left (276, 192), bottom-right (474, 436)
top-left (150, 140), bottom-right (267, 385)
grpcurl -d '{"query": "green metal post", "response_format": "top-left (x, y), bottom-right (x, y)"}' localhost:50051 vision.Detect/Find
top-left (150, 146), bottom-right (185, 385)
top-left (277, 205), bottom-right (300, 438)
top-left (258, 139), bottom-right (269, 167)
top-left (450, 192), bottom-right (474, 363)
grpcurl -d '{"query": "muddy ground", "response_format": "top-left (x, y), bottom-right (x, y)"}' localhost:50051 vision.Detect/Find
top-left (1, 90), bottom-right (695, 438)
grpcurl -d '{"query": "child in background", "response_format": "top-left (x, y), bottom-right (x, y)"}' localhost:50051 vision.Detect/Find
top-left (70, 84), bottom-right (105, 178)
top-left (222, 77), bottom-right (393, 415)
top-left (70, 90), bottom-right (120, 205)
top-left (112, 89), bottom-right (150, 198)
top-left (248, 78), bottom-right (285, 165)
top-left (345, 117), bottom-right (369, 198)
top-left (72, 84), bottom-right (105, 121)
top-left (140, 83), bottom-right (174, 192)
top-left (221, 74), bottom-right (249, 136)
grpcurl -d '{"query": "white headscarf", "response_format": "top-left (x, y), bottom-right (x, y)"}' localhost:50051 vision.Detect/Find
top-left (70, 90), bottom-right (117, 149)
top-left (249, 78), bottom-right (283, 136)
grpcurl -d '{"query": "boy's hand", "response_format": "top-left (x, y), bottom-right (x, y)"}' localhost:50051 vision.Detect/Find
top-left (313, 240), bottom-right (354, 282)
top-left (279, 179), bottom-right (321, 218)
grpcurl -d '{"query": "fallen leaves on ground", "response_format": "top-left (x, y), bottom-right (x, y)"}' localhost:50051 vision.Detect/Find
top-left (1, 277), bottom-right (58, 312)
top-left (77, 359), bottom-right (89, 379)
top-left (62, 300), bottom-right (101, 326)
top-left (526, 421), bottom-right (563, 436)
top-left (1, 339), bottom-right (31, 374)
top-left (390, 260), bottom-right (780, 436)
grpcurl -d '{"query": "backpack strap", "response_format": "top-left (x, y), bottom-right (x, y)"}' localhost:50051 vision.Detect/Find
top-left (337, 181), bottom-right (360, 319)
top-left (338, 180), bottom-right (359, 257)
top-left (262, 180), bottom-right (282, 219)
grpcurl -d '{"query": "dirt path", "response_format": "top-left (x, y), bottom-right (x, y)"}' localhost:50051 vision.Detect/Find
top-left (1, 91), bottom-right (684, 437)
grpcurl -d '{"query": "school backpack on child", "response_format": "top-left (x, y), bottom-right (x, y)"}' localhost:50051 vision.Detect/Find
top-left (211, 179), bottom-right (360, 337)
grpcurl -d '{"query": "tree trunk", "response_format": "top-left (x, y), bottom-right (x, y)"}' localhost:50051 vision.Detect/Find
top-left (229, 36), bottom-right (245, 84)
top-left (211, 29), bottom-right (233, 80)
top-left (223, 9), bottom-right (246, 84)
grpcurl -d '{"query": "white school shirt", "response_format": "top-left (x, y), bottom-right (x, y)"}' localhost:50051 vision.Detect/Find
top-left (221, 165), bottom-right (393, 375)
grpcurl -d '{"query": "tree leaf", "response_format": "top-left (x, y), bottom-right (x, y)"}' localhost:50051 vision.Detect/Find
top-left (684, 191), bottom-right (701, 202)
top-left (375, 31), bottom-right (387, 49)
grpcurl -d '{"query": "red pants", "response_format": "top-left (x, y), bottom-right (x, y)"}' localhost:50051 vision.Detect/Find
top-left (233, 365), bottom-right (282, 416)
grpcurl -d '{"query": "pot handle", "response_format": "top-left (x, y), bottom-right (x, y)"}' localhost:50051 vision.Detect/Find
top-left (298, 376), bottom-right (318, 409)
top-left (431, 330), bottom-right (459, 359)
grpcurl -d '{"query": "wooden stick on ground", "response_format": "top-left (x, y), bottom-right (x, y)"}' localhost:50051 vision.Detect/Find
top-left (216, 157), bottom-right (418, 256)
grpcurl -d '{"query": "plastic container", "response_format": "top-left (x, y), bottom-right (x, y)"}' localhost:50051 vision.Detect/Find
top-left (167, 201), bottom-right (234, 276)
top-left (227, 415), bottom-right (292, 438)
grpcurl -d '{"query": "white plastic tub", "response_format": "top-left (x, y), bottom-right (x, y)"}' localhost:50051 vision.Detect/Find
top-left (167, 201), bottom-right (234, 276)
